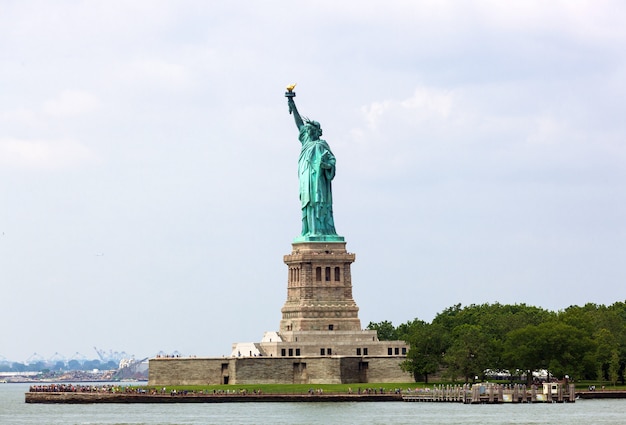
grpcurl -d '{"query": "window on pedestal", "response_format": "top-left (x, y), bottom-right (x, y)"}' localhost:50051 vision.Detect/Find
top-left (388, 347), bottom-right (392, 355)
top-left (325, 267), bottom-right (331, 281)
top-left (296, 348), bottom-right (301, 356)
top-left (356, 348), bottom-right (361, 355)
top-left (395, 347), bottom-right (400, 355)
top-left (334, 267), bottom-right (340, 281)
top-left (316, 267), bottom-right (322, 281)
top-left (402, 347), bottom-right (407, 355)
top-left (288, 348), bottom-right (293, 356)
top-left (320, 348), bottom-right (325, 355)
top-left (327, 348), bottom-right (332, 355)
top-left (281, 349), bottom-right (286, 356)
top-left (363, 348), bottom-right (368, 355)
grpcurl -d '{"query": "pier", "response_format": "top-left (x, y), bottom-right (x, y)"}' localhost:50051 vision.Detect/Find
top-left (402, 383), bottom-right (577, 403)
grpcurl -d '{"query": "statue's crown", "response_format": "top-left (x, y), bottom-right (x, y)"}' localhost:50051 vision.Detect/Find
top-left (304, 118), bottom-right (321, 128)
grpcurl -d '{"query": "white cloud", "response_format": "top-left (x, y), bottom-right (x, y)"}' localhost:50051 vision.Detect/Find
top-left (526, 116), bottom-right (568, 146)
top-left (43, 90), bottom-right (100, 117)
top-left (361, 86), bottom-right (455, 131)
top-left (401, 87), bottom-right (454, 120)
top-left (0, 106), bottom-right (37, 125)
top-left (361, 100), bottom-right (391, 130)
top-left (116, 59), bottom-right (191, 89)
top-left (0, 138), bottom-right (95, 169)
top-left (475, 0), bottom-right (626, 43)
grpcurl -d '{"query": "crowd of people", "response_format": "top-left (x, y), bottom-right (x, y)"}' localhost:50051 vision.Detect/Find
top-left (29, 384), bottom-right (148, 393)
top-left (29, 384), bottom-right (409, 396)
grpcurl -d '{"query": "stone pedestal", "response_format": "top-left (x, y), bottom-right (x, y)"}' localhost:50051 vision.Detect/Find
top-left (280, 241), bottom-right (361, 334)
top-left (150, 240), bottom-right (412, 386)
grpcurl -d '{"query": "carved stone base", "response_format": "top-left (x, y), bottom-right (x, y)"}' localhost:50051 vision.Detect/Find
top-left (280, 241), bottom-right (361, 333)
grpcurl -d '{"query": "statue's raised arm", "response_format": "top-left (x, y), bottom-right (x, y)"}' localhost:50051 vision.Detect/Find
top-left (285, 84), bottom-right (304, 130)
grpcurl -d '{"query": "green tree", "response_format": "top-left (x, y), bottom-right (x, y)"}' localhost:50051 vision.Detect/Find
top-left (433, 303), bottom-right (552, 337)
top-left (401, 321), bottom-right (449, 383)
top-left (609, 349), bottom-right (621, 386)
top-left (367, 320), bottom-right (398, 341)
top-left (376, 301), bottom-right (626, 384)
top-left (606, 302), bottom-right (626, 384)
top-left (395, 318), bottom-right (424, 341)
top-left (504, 321), bottom-right (593, 383)
top-left (444, 324), bottom-right (495, 383)
top-left (594, 328), bottom-right (617, 381)
top-left (559, 302), bottom-right (626, 380)
top-left (432, 302), bottom-right (554, 375)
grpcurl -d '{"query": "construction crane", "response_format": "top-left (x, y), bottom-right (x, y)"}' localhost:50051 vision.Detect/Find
top-left (93, 347), bottom-right (128, 363)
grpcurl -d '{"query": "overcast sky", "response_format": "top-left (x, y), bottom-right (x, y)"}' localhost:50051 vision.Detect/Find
top-left (1, 1), bottom-right (625, 363)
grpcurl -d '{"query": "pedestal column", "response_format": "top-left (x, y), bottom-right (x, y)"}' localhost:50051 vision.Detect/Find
top-left (280, 241), bottom-right (361, 334)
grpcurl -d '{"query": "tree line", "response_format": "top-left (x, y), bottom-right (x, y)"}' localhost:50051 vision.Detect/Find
top-left (367, 302), bottom-right (626, 384)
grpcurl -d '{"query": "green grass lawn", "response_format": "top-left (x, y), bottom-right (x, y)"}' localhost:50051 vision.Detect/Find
top-left (142, 382), bottom-right (422, 394)
top-left (574, 381), bottom-right (626, 391)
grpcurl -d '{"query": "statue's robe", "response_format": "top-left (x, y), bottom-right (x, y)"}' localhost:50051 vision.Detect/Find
top-left (298, 124), bottom-right (338, 237)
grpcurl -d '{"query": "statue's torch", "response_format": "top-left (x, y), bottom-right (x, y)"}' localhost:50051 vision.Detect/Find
top-left (285, 83), bottom-right (296, 114)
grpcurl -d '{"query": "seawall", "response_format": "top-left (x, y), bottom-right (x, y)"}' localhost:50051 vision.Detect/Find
top-left (25, 392), bottom-right (402, 404)
top-left (576, 391), bottom-right (626, 399)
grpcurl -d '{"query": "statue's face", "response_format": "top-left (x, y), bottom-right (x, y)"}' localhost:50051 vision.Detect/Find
top-left (310, 126), bottom-right (322, 139)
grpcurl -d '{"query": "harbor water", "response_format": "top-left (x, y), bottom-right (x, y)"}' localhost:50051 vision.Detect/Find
top-left (3, 383), bottom-right (626, 424)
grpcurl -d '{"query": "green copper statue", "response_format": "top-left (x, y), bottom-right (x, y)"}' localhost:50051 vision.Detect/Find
top-left (286, 84), bottom-right (344, 242)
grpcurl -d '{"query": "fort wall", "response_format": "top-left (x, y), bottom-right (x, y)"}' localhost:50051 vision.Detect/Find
top-left (149, 356), bottom-right (412, 386)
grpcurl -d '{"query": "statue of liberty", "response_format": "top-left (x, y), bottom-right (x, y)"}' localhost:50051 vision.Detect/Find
top-left (286, 85), bottom-right (343, 242)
